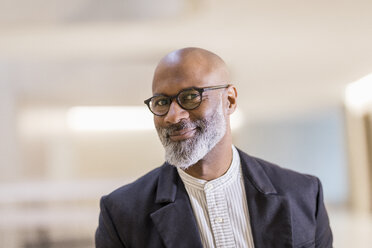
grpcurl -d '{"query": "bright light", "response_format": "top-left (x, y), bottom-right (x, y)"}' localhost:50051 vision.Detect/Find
top-left (67, 106), bottom-right (244, 132)
top-left (18, 108), bottom-right (67, 137)
top-left (345, 73), bottom-right (372, 112)
top-left (67, 106), bottom-right (154, 131)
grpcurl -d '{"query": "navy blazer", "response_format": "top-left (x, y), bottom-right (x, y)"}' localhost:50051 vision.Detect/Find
top-left (96, 149), bottom-right (333, 248)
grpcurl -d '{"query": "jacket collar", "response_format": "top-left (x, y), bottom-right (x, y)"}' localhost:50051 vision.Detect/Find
top-left (154, 163), bottom-right (178, 203)
top-left (238, 148), bottom-right (293, 248)
top-left (151, 163), bottom-right (203, 248)
top-left (237, 148), bottom-right (277, 194)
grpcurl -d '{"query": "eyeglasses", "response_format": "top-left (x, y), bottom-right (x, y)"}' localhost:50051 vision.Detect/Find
top-left (144, 84), bottom-right (230, 116)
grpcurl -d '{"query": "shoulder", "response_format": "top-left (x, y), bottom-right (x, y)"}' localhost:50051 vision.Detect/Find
top-left (97, 163), bottom-right (178, 246)
top-left (238, 148), bottom-right (320, 196)
top-left (258, 157), bottom-right (318, 191)
top-left (101, 164), bottom-right (166, 211)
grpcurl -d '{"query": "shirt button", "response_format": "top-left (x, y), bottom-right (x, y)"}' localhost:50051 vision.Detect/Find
top-left (205, 184), bottom-right (213, 190)
top-left (215, 217), bottom-right (223, 223)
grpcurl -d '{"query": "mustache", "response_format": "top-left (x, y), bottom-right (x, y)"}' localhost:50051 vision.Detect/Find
top-left (161, 120), bottom-right (198, 137)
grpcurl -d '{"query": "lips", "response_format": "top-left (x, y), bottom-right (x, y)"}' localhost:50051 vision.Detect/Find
top-left (168, 128), bottom-right (196, 141)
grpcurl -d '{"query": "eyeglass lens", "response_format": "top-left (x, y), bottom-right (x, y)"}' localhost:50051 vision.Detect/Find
top-left (150, 89), bottom-right (201, 115)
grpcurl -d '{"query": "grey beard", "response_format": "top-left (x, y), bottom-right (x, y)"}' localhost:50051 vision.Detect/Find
top-left (156, 103), bottom-right (226, 169)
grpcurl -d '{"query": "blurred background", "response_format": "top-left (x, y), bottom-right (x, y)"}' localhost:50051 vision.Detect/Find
top-left (1, 0), bottom-right (372, 247)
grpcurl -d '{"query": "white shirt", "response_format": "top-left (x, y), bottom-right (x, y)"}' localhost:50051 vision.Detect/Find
top-left (177, 146), bottom-right (255, 248)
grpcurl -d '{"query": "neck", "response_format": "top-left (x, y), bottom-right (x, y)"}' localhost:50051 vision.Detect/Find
top-left (183, 134), bottom-right (233, 181)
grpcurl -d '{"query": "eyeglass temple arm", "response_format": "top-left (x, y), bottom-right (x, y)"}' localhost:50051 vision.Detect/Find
top-left (202, 84), bottom-right (231, 92)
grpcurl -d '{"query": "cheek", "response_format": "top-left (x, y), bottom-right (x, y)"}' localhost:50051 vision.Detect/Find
top-left (195, 98), bottom-right (223, 117)
top-left (188, 108), bottom-right (212, 123)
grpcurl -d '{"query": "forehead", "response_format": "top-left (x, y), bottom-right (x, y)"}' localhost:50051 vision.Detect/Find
top-left (152, 64), bottom-right (219, 95)
top-left (153, 79), bottom-right (210, 96)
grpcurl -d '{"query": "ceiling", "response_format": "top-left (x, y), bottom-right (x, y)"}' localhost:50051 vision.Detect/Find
top-left (1, 0), bottom-right (372, 120)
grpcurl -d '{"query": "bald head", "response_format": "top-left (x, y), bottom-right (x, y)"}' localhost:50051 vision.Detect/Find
top-left (152, 47), bottom-right (230, 93)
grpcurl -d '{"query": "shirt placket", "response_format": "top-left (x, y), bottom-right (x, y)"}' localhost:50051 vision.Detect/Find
top-left (204, 182), bottom-right (235, 248)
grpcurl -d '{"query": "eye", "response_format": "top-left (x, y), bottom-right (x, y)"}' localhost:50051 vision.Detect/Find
top-left (183, 93), bottom-right (198, 100)
top-left (153, 97), bottom-right (169, 107)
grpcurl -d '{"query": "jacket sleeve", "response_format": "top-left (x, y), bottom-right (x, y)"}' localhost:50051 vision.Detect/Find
top-left (314, 178), bottom-right (333, 248)
top-left (95, 196), bottom-right (126, 248)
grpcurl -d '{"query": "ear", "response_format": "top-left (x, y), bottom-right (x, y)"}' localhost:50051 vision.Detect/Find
top-left (226, 85), bottom-right (237, 115)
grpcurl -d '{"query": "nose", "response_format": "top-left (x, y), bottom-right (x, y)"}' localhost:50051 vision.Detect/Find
top-left (163, 99), bottom-right (189, 124)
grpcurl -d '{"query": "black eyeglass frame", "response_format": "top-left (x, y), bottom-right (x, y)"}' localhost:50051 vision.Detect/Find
top-left (144, 84), bottom-right (231, 116)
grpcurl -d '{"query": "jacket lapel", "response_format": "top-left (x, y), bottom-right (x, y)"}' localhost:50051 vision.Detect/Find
top-left (150, 164), bottom-right (203, 248)
top-left (238, 149), bottom-right (293, 248)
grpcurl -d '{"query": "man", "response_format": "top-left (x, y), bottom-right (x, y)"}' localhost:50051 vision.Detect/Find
top-left (95, 47), bottom-right (333, 248)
